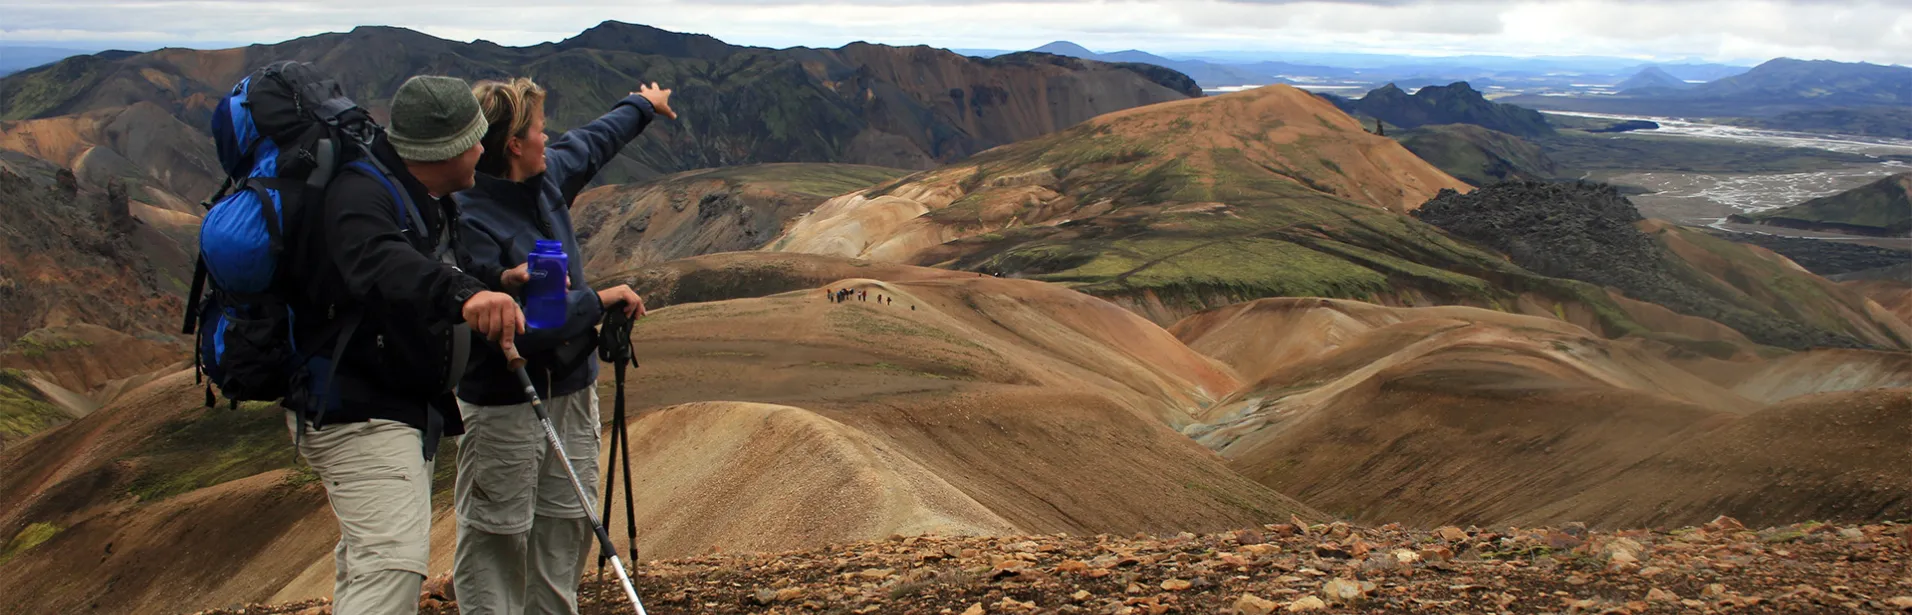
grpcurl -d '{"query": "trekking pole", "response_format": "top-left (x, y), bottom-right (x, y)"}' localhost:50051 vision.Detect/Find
top-left (595, 307), bottom-right (639, 581)
top-left (503, 344), bottom-right (648, 615)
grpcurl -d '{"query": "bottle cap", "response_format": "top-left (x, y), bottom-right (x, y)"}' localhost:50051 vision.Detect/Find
top-left (534, 240), bottom-right (564, 253)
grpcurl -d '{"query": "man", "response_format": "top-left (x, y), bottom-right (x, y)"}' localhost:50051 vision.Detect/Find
top-left (283, 75), bottom-right (523, 615)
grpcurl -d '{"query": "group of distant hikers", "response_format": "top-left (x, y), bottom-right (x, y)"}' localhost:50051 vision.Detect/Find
top-left (187, 61), bottom-right (675, 614)
top-left (829, 287), bottom-right (889, 304)
top-left (828, 287), bottom-right (912, 309)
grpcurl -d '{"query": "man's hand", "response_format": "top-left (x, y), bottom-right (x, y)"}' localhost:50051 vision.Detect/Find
top-left (463, 291), bottom-right (525, 351)
top-left (636, 82), bottom-right (676, 120)
top-left (501, 263), bottom-right (530, 293)
top-left (597, 285), bottom-right (648, 318)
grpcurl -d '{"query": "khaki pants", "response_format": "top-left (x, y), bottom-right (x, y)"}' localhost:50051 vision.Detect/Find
top-left (286, 413), bottom-right (433, 615)
top-left (453, 387), bottom-right (601, 615)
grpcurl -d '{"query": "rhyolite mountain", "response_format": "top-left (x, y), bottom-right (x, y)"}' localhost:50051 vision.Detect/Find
top-left (0, 21), bottom-right (1200, 197)
top-left (1325, 82), bottom-right (1554, 138)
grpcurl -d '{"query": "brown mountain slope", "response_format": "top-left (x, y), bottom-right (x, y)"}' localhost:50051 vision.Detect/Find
top-left (0, 152), bottom-right (190, 447)
top-left (1527, 388), bottom-right (1912, 528)
top-left (603, 251), bottom-right (977, 309)
top-left (1415, 182), bottom-right (1912, 351)
top-left (1167, 296), bottom-right (1912, 528)
top-left (0, 101), bottom-right (219, 205)
top-left (0, 371), bottom-right (336, 615)
top-left (1847, 278), bottom-right (1912, 326)
top-left (1645, 220), bottom-right (1912, 350)
top-left (1166, 297), bottom-right (1748, 527)
top-left (1, 253), bottom-right (1320, 614)
top-left (0, 151), bottom-right (191, 342)
top-left (572, 163), bottom-right (907, 275)
top-left (1, 22), bottom-right (1196, 188)
top-left (1723, 348), bottom-right (1912, 404)
top-left (767, 86), bottom-right (1651, 327)
top-left (591, 266), bottom-right (1311, 552)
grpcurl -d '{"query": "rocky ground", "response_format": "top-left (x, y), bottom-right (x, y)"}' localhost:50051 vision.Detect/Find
top-left (1712, 231), bottom-right (1909, 277)
top-left (196, 517), bottom-right (1911, 615)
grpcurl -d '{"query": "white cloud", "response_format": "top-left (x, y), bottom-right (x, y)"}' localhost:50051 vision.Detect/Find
top-left (1, 0), bottom-right (1908, 65)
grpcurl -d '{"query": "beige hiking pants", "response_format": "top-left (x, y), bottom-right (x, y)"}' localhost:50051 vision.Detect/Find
top-left (285, 413), bottom-right (433, 615)
top-left (453, 387), bottom-right (601, 615)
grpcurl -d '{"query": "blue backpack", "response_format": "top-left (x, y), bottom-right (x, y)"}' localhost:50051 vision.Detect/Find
top-left (183, 62), bottom-right (426, 407)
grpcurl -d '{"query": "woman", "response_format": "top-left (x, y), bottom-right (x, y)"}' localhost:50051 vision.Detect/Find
top-left (451, 77), bottom-right (675, 614)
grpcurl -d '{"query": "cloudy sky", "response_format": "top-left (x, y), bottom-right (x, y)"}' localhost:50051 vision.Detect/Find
top-left (3, 0), bottom-right (1910, 65)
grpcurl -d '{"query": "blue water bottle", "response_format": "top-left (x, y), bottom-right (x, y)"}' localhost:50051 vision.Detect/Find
top-left (524, 240), bottom-right (569, 330)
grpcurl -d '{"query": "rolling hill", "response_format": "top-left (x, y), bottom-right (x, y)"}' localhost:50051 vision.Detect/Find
top-left (572, 163), bottom-right (908, 275)
top-left (1730, 172), bottom-right (1912, 237)
top-left (1416, 181), bottom-right (1912, 350)
top-left (1169, 296), bottom-right (1912, 529)
top-left (1393, 124), bottom-right (1562, 186)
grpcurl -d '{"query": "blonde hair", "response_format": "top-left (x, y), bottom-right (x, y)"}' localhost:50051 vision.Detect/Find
top-left (471, 77), bottom-right (547, 176)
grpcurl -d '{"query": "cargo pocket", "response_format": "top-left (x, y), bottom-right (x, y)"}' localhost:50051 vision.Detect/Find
top-left (457, 437), bottom-right (541, 534)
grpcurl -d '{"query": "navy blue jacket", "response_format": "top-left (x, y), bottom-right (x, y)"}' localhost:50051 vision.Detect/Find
top-left (454, 94), bottom-right (655, 405)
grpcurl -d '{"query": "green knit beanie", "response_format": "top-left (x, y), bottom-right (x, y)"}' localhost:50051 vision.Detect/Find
top-left (387, 75), bottom-right (488, 162)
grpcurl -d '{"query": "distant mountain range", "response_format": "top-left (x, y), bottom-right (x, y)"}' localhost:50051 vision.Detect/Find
top-left (0, 46), bottom-right (101, 77)
top-left (958, 42), bottom-right (1758, 93)
top-left (1510, 57), bottom-right (1912, 117)
top-left (1028, 41), bottom-right (1290, 88)
top-left (1725, 106), bottom-right (1912, 139)
top-left (0, 22), bottom-right (1199, 198)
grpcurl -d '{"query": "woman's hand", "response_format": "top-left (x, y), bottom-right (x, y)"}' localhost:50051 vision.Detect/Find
top-left (636, 82), bottom-right (676, 120)
top-left (503, 262), bottom-right (570, 293)
top-left (597, 285), bottom-right (647, 318)
top-left (501, 263), bottom-right (530, 293)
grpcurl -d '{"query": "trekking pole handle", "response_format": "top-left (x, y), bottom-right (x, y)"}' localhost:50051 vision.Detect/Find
top-left (503, 343), bottom-right (527, 371)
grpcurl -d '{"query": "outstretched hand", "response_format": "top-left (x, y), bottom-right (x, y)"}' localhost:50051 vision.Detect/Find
top-left (636, 82), bottom-right (676, 120)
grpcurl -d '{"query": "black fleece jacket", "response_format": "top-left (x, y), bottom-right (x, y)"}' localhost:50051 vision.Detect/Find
top-left (283, 139), bottom-right (488, 434)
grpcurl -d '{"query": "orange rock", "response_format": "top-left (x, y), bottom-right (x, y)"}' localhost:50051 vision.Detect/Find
top-left (1235, 594), bottom-right (1280, 615)
top-left (1704, 516), bottom-right (1747, 533)
top-left (1161, 579), bottom-right (1192, 591)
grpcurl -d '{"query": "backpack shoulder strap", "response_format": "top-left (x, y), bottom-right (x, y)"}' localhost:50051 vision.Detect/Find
top-left (339, 155), bottom-right (471, 402)
top-left (343, 159), bottom-right (428, 236)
